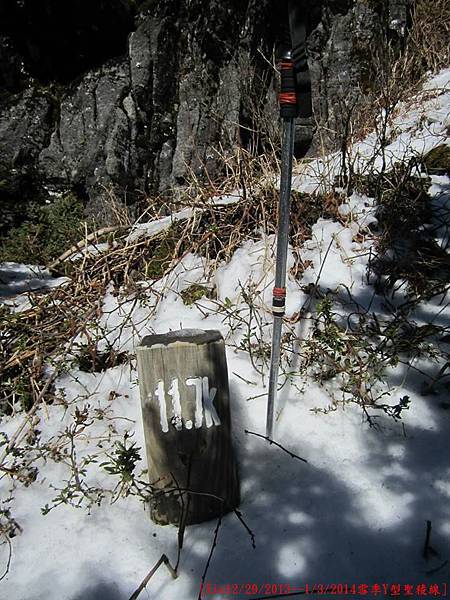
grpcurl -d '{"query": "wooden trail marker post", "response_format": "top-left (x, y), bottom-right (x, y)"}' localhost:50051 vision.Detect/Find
top-left (136, 329), bottom-right (240, 525)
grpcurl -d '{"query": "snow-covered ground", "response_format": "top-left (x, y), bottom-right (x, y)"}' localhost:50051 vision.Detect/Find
top-left (1, 70), bottom-right (449, 600)
top-left (292, 69), bottom-right (450, 195)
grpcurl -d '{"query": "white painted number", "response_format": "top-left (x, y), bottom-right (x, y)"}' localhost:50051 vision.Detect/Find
top-left (202, 377), bottom-right (220, 427)
top-left (153, 381), bottom-right (168, 433)
top-left (154, 377), bottom-right (221, 432)
top-left (186, 377), bottom-right (204, 428)
top-left (168, 378), bottom-right (183, 431)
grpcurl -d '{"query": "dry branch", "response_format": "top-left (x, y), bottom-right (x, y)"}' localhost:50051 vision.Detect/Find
top-left (245, 430), bottom-right (309, 464)
top-left (47, 226), bottom-right (125, 270)
top-left (128, 554), bottom-right (178, 600)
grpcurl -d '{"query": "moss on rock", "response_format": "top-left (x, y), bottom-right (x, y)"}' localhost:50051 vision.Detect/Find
top-left (422, 145), bottom-right (450, 176)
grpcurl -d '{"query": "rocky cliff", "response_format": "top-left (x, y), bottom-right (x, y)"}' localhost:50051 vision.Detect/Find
top-left (0, 0), bottom-right (412, 224)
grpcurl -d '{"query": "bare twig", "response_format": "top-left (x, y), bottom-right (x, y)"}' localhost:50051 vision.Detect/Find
top-left (425, 559), bottom-right (449, 576)
top-left (244, 430), bottom-right (309, 464)
top-left (0, 374), bottom-right (57, 465)
top-left (234, 509), bottom-right (256, 549)
top-left (47, 226), bottom-right (125, 270)
top-left (232, 372), bottom-right (257, 386)
top-left (423, 519), bottom-right (438, 559)
top-left (198, 515), bottom-right (222, 600)
top-left (0, 534), bottom-right (12, 582)
top-left (0, 306), bottom-right (98, 466)
top-left (128, 554), bottom-right (178, 600)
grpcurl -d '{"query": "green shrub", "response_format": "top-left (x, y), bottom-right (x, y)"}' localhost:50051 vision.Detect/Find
top-left (180, 284), bottom-right (215, 305)
top-left (0, 194), bottom-right (91, 265)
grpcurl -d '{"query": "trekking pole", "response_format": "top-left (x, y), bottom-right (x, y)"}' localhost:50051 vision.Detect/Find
top-left (266, 51), bottom-right (297, 439)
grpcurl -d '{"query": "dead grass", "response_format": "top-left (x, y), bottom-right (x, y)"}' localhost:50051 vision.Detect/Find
top-left (406, 0), bottom-right (450, 78)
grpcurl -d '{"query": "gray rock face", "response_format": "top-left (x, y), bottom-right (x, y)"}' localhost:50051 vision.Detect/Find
top-left (0, 0), bottom-right (414, 222)
top-left (0, 35), bottom-right (26, 95)
top-left (38, 61), bottom-right (139, 219)
top-left (308, 1), bottom-right (382, 151)
top-left (0, 88), bottom-right (55, 228)
top-left (306, 0), bottom-right (414, 153)
top-left (0, 89), bottom-right (54, 170)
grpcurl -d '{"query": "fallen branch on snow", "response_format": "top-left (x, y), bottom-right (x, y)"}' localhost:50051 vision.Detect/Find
top-left (245, 430), bottom-right (309, 464)
top-left (128, 554), bottom-right (178, 600)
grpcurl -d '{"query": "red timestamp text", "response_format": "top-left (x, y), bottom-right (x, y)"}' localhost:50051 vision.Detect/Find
top-left (200, 581), bottom-right (448, 598)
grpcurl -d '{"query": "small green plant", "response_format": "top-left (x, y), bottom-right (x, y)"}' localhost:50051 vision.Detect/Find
top-left (40, 407), bottom-right (107, 515)
top-left (101, 438), bottom-right (141, 483)
top-left (0, 193), bottom-right (91, 265)
top-left (300, 290), bottom-right (445, 423)
top-left (180, 284), bottom-right (215, 305)
top-left (141, 223), bottom-right (186, 280)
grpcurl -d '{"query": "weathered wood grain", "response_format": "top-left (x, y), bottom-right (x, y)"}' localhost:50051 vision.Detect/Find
top-left (136, 329), bottom-right (240, 525)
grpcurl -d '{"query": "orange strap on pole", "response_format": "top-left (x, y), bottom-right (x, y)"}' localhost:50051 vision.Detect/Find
top-left (279, 54), bottom-right (298, 119)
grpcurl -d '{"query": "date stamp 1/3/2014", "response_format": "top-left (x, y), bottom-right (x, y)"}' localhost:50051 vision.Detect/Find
top-left (199, 582), bottom-right (449, 598)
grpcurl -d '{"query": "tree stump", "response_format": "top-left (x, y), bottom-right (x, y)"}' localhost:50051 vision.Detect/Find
top-left (136, 329), bottom-right (240, 525)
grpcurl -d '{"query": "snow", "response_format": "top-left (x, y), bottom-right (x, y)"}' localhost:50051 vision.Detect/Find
top-left (0, 263), bottom-right (69, 298)
top-left (0, 263), bottom-right (70, 312)
top-left (215, 235), bottom-right (299, 310)
top-left (423, 69), bottom-right (450, 92)
top-left (127, 207), bottom-right (195, 243)
top-left (300, 220), bottom-right (362, 291)
top-left (69, 242), bottom-right (111, 261)
top-left (429, 175), bottom-right (450, 251)
top-left (126, 191), bottom-right (244, 243)
top-left (293, 67), bottom-right (450, 195)
top-left (211, 191), bottom-right (244, 206)
top-left (1, 70), bottom-right (450, 599)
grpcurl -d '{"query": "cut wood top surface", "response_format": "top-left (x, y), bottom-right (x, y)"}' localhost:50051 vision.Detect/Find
top-left (138, 329), bottom-right (223, 348)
